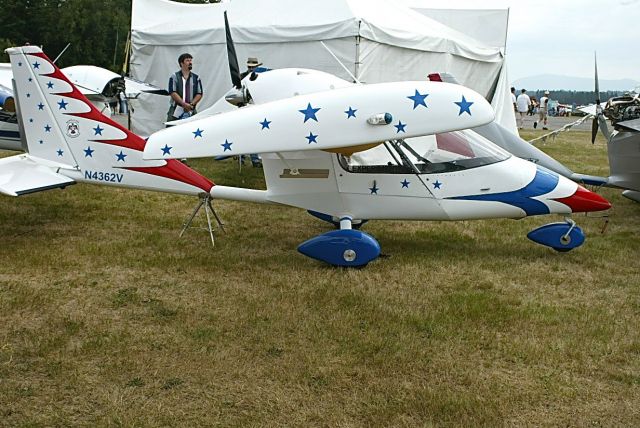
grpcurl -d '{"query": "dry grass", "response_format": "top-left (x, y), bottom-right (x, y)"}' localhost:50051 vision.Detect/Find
top-left (1, 130), bottom-right (639, 426)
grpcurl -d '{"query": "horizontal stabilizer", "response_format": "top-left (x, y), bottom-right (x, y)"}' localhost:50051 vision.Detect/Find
top-left (0, 154), bottom-right (75, 196)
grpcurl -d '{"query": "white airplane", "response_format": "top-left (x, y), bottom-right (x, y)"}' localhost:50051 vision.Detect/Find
top-left (142, 8), bottom-right (612, 267)
top-left (2, 45), bottom-right (612, 267)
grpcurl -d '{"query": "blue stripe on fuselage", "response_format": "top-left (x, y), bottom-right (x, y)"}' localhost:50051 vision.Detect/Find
top-left (449, 166), bottom-right (559, 216)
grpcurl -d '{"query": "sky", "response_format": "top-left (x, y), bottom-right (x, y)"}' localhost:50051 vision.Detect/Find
top-left (400, 0), bottom-right (640, 82)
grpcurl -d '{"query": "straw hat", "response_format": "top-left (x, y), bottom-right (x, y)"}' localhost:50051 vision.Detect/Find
top-left (247, 57), bottom-right (262, 67)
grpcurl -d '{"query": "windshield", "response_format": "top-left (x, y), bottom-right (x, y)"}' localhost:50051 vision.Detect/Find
top-left (338, 130), bottom-right (510, 174)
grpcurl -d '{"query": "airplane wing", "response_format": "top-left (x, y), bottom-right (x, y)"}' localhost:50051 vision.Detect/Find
top-left (124, 77), bottom-right (168, 97)
top-left (0, 155), bottom-right (75, 196)
top-left (143, 81), bottom-right (494, 160)
top-left (577, 104), bottom-right (597, 116)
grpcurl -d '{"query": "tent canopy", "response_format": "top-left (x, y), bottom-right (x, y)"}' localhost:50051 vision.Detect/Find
top-left (133, 0), bottom-right (501, 60)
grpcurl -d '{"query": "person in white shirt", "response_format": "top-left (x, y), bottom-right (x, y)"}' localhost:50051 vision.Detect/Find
top-left (516, 89), bottom-right (531, 129)
top-left (511, 87), bottom-right (517, 112)
top-left (537, 90), bottom-right (550, 130)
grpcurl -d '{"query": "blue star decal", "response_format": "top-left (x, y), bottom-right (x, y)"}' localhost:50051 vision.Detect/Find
top-left (56, 149), bottom-right (64, 157)
top-left (29, 118), bottom-right (33, 123)
top-left (221, 139), bottom-right (233, 152)
top-left (369, 183), bottom-right (379, 195)
top-left (17, 62), bottom-right (22, 67)
top-left (193, 128), bottom-right (204, 138)
top-left (401, 179), bottom-right (410, 188)
top-left (455, 95), bottom-right (474, 116)
top-left (47, 81), bottom-right (54, 89)
top-left (33, 61), bottom-right (40, 69)
top-left (57, 99), bottom-right (68, 110)
top-left (433, 180), bottom-right (442, 189)
top-left (39, 140), bottom-right (44, 145)
top-left (116, 151), bottom-right (127, 162)
top-left (93, 125), bottom-right (103, 136)
top-left (28, 77), bottom-right (32, 82)
top-left (394, 121), bottom-right (407, 133)
top-left (26, 93), bottom-right (31, 98)
top-left (84, 146), bottom-right (94, 157)
top-left (37, 102), bottom-right (44, 110)
top-left (44, 124), bottom-right (51, 132)
top-left (260, 118), bottom-right (271, 129)
top-left (161, 144), bottom-right (172, 155)
top-left (299, 103), bottom-right (321, 123)
top-left (407, 90), bottom-right (429, 109)
top-left (305, 132), bottom-right (318, 144)
top-left (344, 106), bottom-right (357, 118)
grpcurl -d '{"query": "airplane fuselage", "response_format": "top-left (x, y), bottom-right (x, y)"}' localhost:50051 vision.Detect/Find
top-left (211, 149), bottom-right (604, 223)
top-left (608, 129), bottom-right (640, 192)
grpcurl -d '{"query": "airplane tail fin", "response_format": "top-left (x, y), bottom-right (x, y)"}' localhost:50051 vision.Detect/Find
top-left (6, 45), bottom-right (213, 196)
top-left (427, 73), bottom-right (461, 85)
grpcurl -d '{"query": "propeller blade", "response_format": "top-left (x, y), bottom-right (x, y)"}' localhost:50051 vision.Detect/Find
top-left (591, 117), bottom-right (599, 144)
top-left (224, 11), bottom-right (242, 89)
top-left (592, 52), bottom-right (602, 144)
top-left (594, 51), bottom-right (600, 105)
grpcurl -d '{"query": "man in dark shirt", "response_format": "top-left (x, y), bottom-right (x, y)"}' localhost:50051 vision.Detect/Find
top-left (167, 53), bottom-right (203, 122)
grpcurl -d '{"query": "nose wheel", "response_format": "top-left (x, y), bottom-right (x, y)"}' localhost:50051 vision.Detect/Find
top-left (527, 218), bottom-right (585, 252)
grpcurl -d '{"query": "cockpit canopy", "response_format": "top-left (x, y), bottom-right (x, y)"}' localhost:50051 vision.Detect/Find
top-left (338, 128), bottom-right (510, 174)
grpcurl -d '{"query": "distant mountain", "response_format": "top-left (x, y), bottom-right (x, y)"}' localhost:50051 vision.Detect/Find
top-left (512, 74), bottom-right (639, 92)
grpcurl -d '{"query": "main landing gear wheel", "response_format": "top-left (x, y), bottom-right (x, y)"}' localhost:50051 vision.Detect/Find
top-left (298, 217), bottom-right (380, 266)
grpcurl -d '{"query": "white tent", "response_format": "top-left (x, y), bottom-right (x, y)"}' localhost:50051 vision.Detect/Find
top-left (408, 6), bottom-right (516, 133)
top-left (130, 0), bottom-right (508, 136)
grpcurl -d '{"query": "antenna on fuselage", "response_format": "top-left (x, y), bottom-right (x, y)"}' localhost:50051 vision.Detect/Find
top-left (52, 43), bottom-right (71, 64)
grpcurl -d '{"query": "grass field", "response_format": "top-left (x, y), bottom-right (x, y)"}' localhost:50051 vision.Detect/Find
top-left (1, 130), bottom-right (639, 426)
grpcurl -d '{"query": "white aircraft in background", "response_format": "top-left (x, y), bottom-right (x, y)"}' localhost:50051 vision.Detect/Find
top-left (588, 55), bottom-right (640, 202)
top-left (1, 45), bottom-right (611, 267)
top-left (549, 54), bottom-right (640, 203)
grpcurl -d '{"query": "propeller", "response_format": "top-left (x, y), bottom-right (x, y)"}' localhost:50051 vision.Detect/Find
top-left (224, 11), bottom-right (242, 90)
top-left (591, 51), bottom-right (601, 144)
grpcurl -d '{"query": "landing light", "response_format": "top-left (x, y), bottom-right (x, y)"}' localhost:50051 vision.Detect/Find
top-left (367, 113), bottom-right (392, 125)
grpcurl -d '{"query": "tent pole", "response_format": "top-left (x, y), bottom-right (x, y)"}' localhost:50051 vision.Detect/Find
top-left (503, 8), bottom-right (510, 56)
top-left (354, 20), bottom-right (361, 83)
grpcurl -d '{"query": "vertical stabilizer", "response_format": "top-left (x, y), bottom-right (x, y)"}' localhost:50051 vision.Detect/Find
top-left (6, 46), bottom-right (214, 195)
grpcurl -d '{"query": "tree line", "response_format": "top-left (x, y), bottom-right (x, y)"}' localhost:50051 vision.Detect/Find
top-left (529, 90), bottom-right (624, 106)
top-left (0, 0), bottom-right (216, 71)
